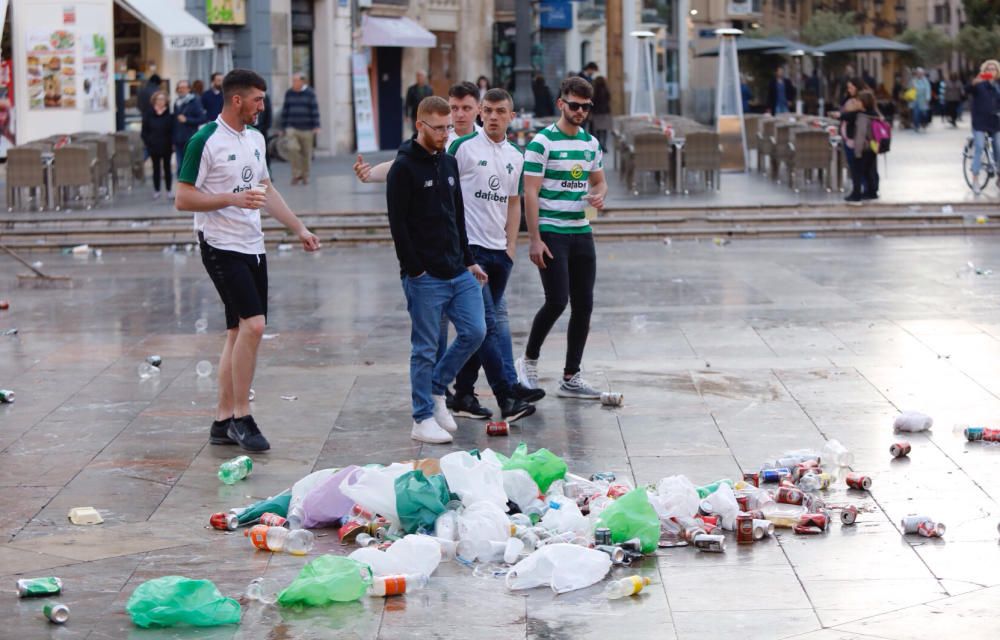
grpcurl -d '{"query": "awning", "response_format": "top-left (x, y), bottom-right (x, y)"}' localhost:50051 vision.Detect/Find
top-left (360, 15), bottom-right (437, 48)
top-left (115, 0), bottom-right (214, 51)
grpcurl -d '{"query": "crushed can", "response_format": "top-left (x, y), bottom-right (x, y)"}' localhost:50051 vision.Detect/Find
top-left (259, 512), bottom-right (288, 527)
top-left (600, 392), bottom-right (624, 407)
top-left (797, 513), bottom-right (829, 532)
top-left (17, 577), bottom-right (62, 598)
top-left (917, 521), bottom-right (946, 538)
top-left (845, 473), bottom-right (872, 490)
top-left (620, 538), bottom-right (643, 553)
top-left (0, 389), bottom-right (14, 404)
top-left (486, 421), bottom-right (509, 437)
top-left (44, 603), bottom-right (69, 624)
top-left (351, 504), bottom-right (374, 521)
top-left (591, 472), bottom-right (616, 483)
top-left (840, 505), bottom-right (858, 525)
top-left (696, 515), bottom-right (720, 529)
top-left (337, 520), bottom-right (366, 544)
top-left (594, 527), bottom-right (612, 546)
top-left (760, 468), bottom-right (790, 483)
top-left (693, 533), bottom-right (726, 553)
top-left (965, 427), bottom-right (985, 442)
top-left (209, 512), bottom-right (238, 531)
top-left (776, 486), bottom-right (805, 506)
top-left (683, 526), bottom-right (707, 543)
top-left (595, 544), bottom-right (627, 564)
top-left (742, 472), bottom-right (759, 487)
top-left (889, 442), bottom-right (911, 458)
top-left (736, 495), bottom-right (750, 511)
top-left (736, 514), bottom-right (754, 544)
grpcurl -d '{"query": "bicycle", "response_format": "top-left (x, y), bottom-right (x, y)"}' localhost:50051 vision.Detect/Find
top-left (963, 134), bottom-right (997, 192)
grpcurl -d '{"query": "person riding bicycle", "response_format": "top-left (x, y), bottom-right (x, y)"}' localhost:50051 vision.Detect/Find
top-left (968, 59), bottom-right (1000, 194)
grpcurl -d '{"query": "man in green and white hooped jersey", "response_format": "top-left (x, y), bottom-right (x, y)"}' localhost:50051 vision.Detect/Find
top-left (515, 76), bottom-right (608, 399)
top-left (175, 69), bottom-right (321, 453)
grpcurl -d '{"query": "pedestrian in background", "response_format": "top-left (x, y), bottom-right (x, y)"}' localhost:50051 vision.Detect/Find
top-left (909, 68), bottom-right (931, 131)
top-left (532, 75), bottom-right (555, 117)
top-left (591, 76), bottom-right (612, 151)
top-left (846, 89), bottom-right (882, 203)
top-left (202, 72), bottom-right (224, 122)
top-left (405, 70), bottom-right (433, 134)
top-left (477, 75), bottom-right (490, 102)
top-left (967, 60), bottom-right (1000, 194)
top-left (141, 91), bottom-right (173, 200)
top-left (281, 72), bottom-right (321, 185)
top-left (173, 80), bottom-right (207, 176)
top-left (257, 93), bottom-right (273, 172)
top-left (944, 72), bottom-right (964, 128)
top-left (137, 74), bottom-right (161, 119)
top-left (767, 66), bottom-right (795, 115)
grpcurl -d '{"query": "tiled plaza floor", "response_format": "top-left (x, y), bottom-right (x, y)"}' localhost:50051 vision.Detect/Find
top-left (2, 236), bottom-right (1000, 638)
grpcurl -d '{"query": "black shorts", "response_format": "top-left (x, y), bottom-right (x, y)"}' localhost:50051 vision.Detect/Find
top-left (200, 235), bottom-right (268, 330)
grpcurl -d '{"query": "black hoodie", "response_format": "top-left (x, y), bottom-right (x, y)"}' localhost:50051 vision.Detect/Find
top-left (386, 138), bottom-right (474, 279)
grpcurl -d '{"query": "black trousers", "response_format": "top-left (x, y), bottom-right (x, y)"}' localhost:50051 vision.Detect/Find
top-left (852, 150), bottom-right (879, 198)
top-left (151, 154), bottom-right (171, 193)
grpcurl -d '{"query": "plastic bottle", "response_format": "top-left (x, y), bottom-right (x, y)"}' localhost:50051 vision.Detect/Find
top-left (245, 577), bottom-right (281, 605)
top-left (369, 574), bottom-right (429, 597)
top-left (761, 502), bottom-right (808, 528)
top-left (605, 575), bottom-right (651, 599)
top-left (137, 362), bottom-right (160, 380)
top-left (196, 360), bottom-right (213, 377)
top-left (218, 455), bottom-right (253, 484)
top-left (247, 525), bottom-right (288, 552)
top-left (284, 529), bottom-right (315, 556)
top-left (356, 533), bottom-right (378, 548)
top-left (434, 511), bottom-right (459, 541)
top-left (821, 439), bottom-right (854, 468)
top-left (797, 474), bottom-right (821, 493)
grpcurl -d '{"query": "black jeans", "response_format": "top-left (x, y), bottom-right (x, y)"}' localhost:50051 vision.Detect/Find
top-left (525, 231), bottom-right (596, 377)
top-left (151, 154), bottom-right (171, 193)
top-left (851, 150), bottom-right (879, 198)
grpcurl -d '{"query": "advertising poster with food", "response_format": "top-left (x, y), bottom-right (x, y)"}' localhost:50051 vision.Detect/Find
top-left (81, 33), bottom-right (109, 112)
top-left (26, 29), bottom-right (77, 110)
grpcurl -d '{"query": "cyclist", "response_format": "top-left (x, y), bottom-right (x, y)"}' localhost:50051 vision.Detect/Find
top-left (968, 59), bottom-right (1000, 194)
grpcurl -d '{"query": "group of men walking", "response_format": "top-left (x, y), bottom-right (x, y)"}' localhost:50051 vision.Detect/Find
top-left (176, 69), bottom-right (607, 451)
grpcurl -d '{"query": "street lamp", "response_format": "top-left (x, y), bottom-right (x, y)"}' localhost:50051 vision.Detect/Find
top-left (813, 51), bottom-right (826, 116)
top-left (629, 30), bottom-right (656, 116)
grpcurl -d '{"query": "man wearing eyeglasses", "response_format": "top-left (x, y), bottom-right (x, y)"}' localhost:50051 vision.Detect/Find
top-left (387, 96), bottom-right (489, 444)
top-left (515, 76), bottom-right (608, 399)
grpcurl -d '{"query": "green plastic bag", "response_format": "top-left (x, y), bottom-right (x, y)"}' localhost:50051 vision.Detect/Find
top-left (126, 576), bottom-right (241, 628)
top-left (394, 470), bottom-right (451, 534)
top-left (236, 490), bottom-right (292, 526)
top-left (595, 489), bottom-right (660, 554)
top-left (496, 443), bottom-right (567, 493)
top-left (277, 555), bottom-right (372, 607)
top-left (695, 479), bottom-right (733, 499)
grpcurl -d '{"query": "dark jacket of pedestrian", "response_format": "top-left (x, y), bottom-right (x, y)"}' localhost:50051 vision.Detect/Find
top-left (257, 94), bottom-right (273, 137)
top-left (142, 108), bottom-right (173, 157)
top-left (281, 86), bottom-right (320, 130)
top-left (136, 76), bottom-right (161, 118)
top-left (533, 77), bottom-right (555, 117)
top-left (201, 87), bottom-right (224, 122)
top-left (405, 83), bottom-right (432, 123)
top-left (172, 94), bottom-right (207, 148)
top-left (386, 138), bottom-right (473, 280)
top-left (968, 80), bottom-right (1000, 133)
top-left (767, 77), bottom-right (796, 114)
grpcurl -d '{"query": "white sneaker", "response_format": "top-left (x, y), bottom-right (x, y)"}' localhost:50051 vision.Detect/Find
top-left (515, 356), bottom-right (539, 389)
top-left (432, 394), bottom-right (458, 433)
top-left (152, 191), bottom-right (162, 200)
top-left (557, 372), bottom-right (602, 399)
top-left (411, 417), bottom-right (453, 444)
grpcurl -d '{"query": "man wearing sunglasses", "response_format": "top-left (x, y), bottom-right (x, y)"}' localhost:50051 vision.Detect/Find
top-left (387, 96), bottom-right (489, 444)
top-left (516, 76), bottom-right (608, 399)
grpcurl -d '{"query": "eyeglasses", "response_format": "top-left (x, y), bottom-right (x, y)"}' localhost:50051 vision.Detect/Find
top-left (564, 101), bottom-right (593, 112)
top-left (420, 120), bottom-right (455, 135)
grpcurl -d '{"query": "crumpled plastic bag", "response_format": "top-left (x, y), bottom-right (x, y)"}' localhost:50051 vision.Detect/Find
top-left (394, 470), bottom-right (451, 534)
top-left (595, 488), bottom-right (660, 553)
top-left (503, 469), bottom-right (541, 512)
top-left (339, 463), bottom-right (411, 528)
top-left (496, 443), bottom-right (567, 494)
top-left (701, 482), bottom-right (739, 530)
top-left (298, 465), bottom-right (360, 528)
top-left (505, 544), bottom-right (611, 594)
top-left (539, 495), bottom-right (590, 536)
top-left (126, 576), bottom-right (241, 628)
top-left (649, 475), bottom-right (700, 519)
top-left (458, 501), bottom-right (510, 544)
top-left (440, 451), bottom-right (507, 510)
top-left (894, 411), bottom-right (933, 432)
top-left (348, 534), bottom-right (442, 577)
top-left (277, 555), bottom-right (372, 607)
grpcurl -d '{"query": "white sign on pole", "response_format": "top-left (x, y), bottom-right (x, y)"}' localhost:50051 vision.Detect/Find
top-left (352, 53), bottom-right (378, 153)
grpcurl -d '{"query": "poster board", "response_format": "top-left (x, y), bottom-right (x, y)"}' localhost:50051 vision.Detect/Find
top-left (352, 53), bottom-right (377, 153)
top-left (81, 32), bottom-right (109, 112)
top-left (25, 28), bottom-right (76, 110)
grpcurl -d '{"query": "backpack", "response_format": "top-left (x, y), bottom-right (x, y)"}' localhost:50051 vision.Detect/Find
top-left (870, 119), bottom-right (891, 154)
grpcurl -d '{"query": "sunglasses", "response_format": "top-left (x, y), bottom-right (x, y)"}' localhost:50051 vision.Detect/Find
top-left (564, 101), bottom-right (593, 112)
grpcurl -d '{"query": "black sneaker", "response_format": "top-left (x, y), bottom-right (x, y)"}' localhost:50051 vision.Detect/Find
top-left (227, 415), bottom-right (271, 452)
top-left (500, 397), bottom-right (535, 423)
top-left (452, 393), bottom-right (493, 420)
top-left (510, 382), bottom-right (546, 404)
top-left (210, 417), bottom-right (236, 445)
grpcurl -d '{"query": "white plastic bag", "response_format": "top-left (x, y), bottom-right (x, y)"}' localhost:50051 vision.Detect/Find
top-left (338, 463), bottom-right (411, 528)
top-left (894, 411), bottom-right (933, 433)
top-left (287, 469), bottom-right (338, 529)
top-left (457, 501), bottom-right (510, 544)
top-left (502, 469), bottom-right (540, 512)
top-left (702, 482), bottom-right (740, 530)
top-left (650, 475), bottom-right (700, 519)
top-left (505, 544), bottom-right (611, 594)
top-left (349, 534), bottom-right (442, 576)
top-left (539, 495), bottom-right (590, 537)
top-left (440, 452), bottom-right (508, 510)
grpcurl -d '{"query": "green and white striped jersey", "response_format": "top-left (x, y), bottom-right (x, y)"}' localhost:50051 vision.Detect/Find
top-left (523, 123), bottom-right (603, 234)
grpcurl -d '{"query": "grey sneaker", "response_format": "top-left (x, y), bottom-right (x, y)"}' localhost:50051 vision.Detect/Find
top-left (557, 372), bottom-right (602, 399)
top-left (515, 356), bottom-right (539, 390)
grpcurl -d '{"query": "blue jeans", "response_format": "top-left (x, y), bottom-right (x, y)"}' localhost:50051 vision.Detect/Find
top-left (972, 130), bottom-right (1000, 176)
top-left (911, 104), bottom-right (926, 129)
top-left (402, 271), bottom-right (486, 421)
top-left (455, 246), bottom-right (517, 399)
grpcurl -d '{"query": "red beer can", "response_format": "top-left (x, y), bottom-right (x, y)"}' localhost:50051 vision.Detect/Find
top-left (337, 520), bottom-right (366, 544)
top-left (607, 484), bottom-right (630, 499)
top-left (210, 512), bottom-right (238, 531)
top-left (984, 429), bottom-right (1000, 443)
top-left (736, 514), bottom-right (754, 545)
top-left (742, 473), bottom-right (759, 487)
top-left (889, 442), bottom-right (911, 458)
top-left (259, 512), bottom-right (287, 527)
top-left (736, 495), bottom-right (750, 511)
top-left (840, 505), bottom-right (858, 525)
top-left (351, 504), bottom-right (374, 521)
top-left (486, 421), bottom-right (509, 437)
top-left (800, 512), bottom-right (829, 530)
top-left (845, 473), bottom-right (872, 490)
top-left (776, 486), bottom-right (805, 505)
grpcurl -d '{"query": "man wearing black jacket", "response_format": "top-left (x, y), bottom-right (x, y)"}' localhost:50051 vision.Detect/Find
top-left (387, 96), bottom-right (488, 444)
